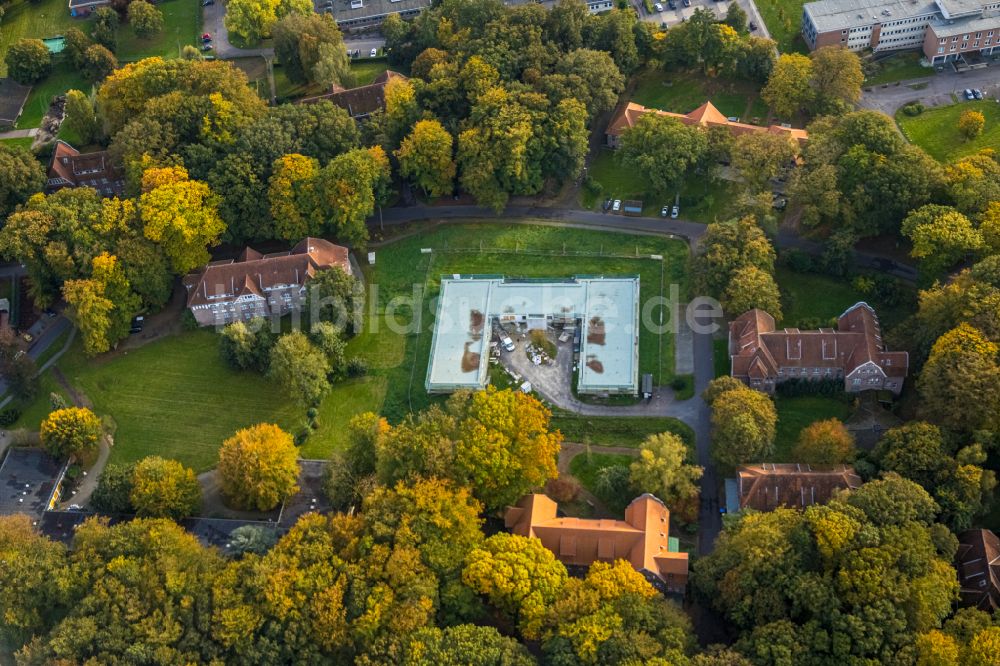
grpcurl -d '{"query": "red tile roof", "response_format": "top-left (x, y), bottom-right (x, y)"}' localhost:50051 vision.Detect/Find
top-left (957, 529), bottom-right (1000, 612)
top-left (298, 71), bottom-right (408, 118)
top-left (46, 140), bottom-right (125, 197)
top-left (736, 464), bottom-right (862, 511)
top-left (606, 101), bottom-right (809, 143)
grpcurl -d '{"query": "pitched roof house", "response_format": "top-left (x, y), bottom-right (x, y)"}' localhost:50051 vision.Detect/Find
top-left (957, 529), bottom-right (1000, 612)
top-left (299, 71), bottom-right (408, 119)
top-left (729, 302), bottom-right (908, 394)
top-left (46, 140), bottom-right (125, 198)
top-left (182, 238), bottom-right (351, 327)
top-left (730, 464), bottom-right (862, 512)
top-left (504, 493), bottom-right (689, 593)
top-left (605, 101), bottom-right (809, 149)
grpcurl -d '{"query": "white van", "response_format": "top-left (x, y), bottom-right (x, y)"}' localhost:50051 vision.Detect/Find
top-left (499, 333), bottom-right (515, 352)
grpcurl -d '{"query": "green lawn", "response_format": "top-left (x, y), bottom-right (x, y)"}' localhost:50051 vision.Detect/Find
top-left (777, 267), bottom-right (867, 328)
top-left (116, 0), bottom-right (201, 62)
top-left (0, 0), bottom-right (87, 76)
top-left (349, 58), bottom-right (390, 86)
top-left (773, 395), bottom-right (852, 461)
top-left (549, 414), bottom-right (694, 447)
top-left (274, 59), bottom-right (393, 102)
top-left (631, 67), bottom-right (764, 120)
top-left (865, 52), bottom-right (933, 86)
top-left (40, 224), bottom-right (688, 470)
top-left (17, 63), bottom-right (90, 129)
top-left (896, 99), bottom-right (1000, 162)
top-left (754, 0), bottom-right (811, 53)
top-left (57, 330), bottom-right (301, 472)
top-left (585, 148), bottom-right (739, 222)
top-left (10, 372), bottom-right (70, 431)
top-left (0, 137), bottom-right (34, 150)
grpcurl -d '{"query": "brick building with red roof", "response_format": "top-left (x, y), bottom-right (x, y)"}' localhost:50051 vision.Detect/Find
top-left (728, 302), bottom-right (908, 395)
top-left (46, 140), bottom-right (125, 198)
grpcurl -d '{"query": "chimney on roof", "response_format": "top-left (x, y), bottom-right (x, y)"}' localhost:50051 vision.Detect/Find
top-left (231, 276), bottom-right (234, 295)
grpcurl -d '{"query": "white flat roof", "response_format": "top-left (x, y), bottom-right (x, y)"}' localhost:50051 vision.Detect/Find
top-left (426, 276), bottom-right (640, 394)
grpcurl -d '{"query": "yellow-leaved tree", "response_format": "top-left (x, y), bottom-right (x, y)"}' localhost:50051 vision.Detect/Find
top-left (40, 407), bottom-right (102, 461)
top-left (218, 423), bottom-right (300, 511)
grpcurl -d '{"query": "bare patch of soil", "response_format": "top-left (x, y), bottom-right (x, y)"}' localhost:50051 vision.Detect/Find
top-left (461, 341), bottom-right (481, 372)
top-left (586, 356), bottom-right (604, 374)
top-left (587, 316), bottom-right (606, 345)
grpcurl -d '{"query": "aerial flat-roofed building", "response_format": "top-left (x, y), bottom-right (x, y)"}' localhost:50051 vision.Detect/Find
top-left (425, 275), bottom-right (640, 395)
top-left (0, 448), bottom-right (67, 519)
top-left (322, 0), bottom-right (431, 29)
top-left (801, 0), bottom-right (1000, 65)
top-left (730, 463), bottom-right (862, 512)
top-left (505, 493), bottom-right (689, 593)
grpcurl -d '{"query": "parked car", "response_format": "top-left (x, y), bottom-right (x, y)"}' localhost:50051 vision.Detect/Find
top-left (370, 48), bottom-right (378, 57)
top-left (43, 308), bottom-right (56, 318)
top-left (499, 333), bottom-right (515, 352)
top-left (965, 89), bottom-right (975, 100)
top-left (200, 43), bottom-right (213, 51)
top-left (667, 0), bottom-right (676, 9)
top-left (974, 88), bottom-right (984, 100)
top-left (612, 199), bottom-right (622, 212)
top-left (201, 32), bottom-right (212, 41)
top-left (661, 205), bottom-right (669, 217)
top-left (201, 0), bottom-right (214, 6)
top-left (130, 316), bottom-right (145, 334)
top-left (654, 2), bottom-right (663, 9)
top-left (682, 0), bottom-right (690, 7)
top-left (670, 205), bottom-right (679, 218)
top-left (749, 20), bottom-right (757, 30)
top-left (603, 198), bottom-right (612, 211)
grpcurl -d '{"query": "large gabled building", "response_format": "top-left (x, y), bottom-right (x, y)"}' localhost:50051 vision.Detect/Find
top-left (46, 141), bottom-right (125, 198)
top-left (299, 71), bottom-right (409, 120)
top-left (182, 238), bottom-right (351, 327)
top-left (728, 302), bottom-right (908, 395)
top-left (726, 464), bottom-right (862, 513)
top-left (957, 529), bottom-right (1000, 612)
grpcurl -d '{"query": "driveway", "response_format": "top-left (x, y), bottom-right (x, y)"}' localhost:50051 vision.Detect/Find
top-left (859, 67), bottom-right (1000, 115)
top-left (203, 0), bottom-right (273, 59)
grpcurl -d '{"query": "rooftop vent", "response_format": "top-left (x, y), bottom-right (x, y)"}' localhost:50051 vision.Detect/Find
top-left (350, 0), bottom-right (362, 7)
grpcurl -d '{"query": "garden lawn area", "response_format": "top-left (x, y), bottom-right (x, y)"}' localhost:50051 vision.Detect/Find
top-left (584, 148), bottom-right (739, 221)
top-left (773, 395), bottom-right (852, 461)
top-left (896, 99), bottom-right (1000, 161)
top-left (274, 59), bottom-right (392, 102)
top-left (777, 267), bottom-right (867, 328)
top-left (0, 137), bottom-right (35, 150)
top-left (631, 68), bottom-right (765, 120)
top-left (0, 0), bottom-right (86, 76)
top-left (350, 58), bottom-right (390, 86)
top-left (569, 452), bottom-right (635, 513)
top-left (754, 0), bottom-right (811, 53)
top-left (549, 415), bottom-right (694, 447)
top-left (865, 52), bottom-right (933, 86)
top-left (116, 0), bottom-right (201, 62)
top-left (57, 330), bottom-right (302, 472)
top-left (16, 63), bottom-right (90, 129)
top-left (10, 371), bottom-right (70, 431)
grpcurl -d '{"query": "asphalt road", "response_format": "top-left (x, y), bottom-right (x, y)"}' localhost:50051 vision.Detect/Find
top-left (859, 67), bottom-right (1000, 115)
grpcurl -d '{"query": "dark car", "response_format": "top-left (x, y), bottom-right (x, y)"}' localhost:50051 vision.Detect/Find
top-left (667, 0), bottom-right (676, 9)
top-left (129, 316), bottom-right (145, 335)
top-left (749, 20), bottom-right (757, 30)
top-left (201, 0), bottom-right (214, 5)
top-left (200, 43), bottom-right (213, 51)
top-left (682, 0), bottom-right (690, 6)
top-left (974, 88), bottom-right (984, 100)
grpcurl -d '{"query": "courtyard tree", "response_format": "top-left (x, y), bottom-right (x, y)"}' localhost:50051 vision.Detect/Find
top-left (272, 13), bottom-right (347, 86)
top-left (268, 153), bottom-right (323, 241)
top-left (629, 432), bottom-right (703, 522)
top-left (139, 165), bottom-right (225, 274)
top-left (218, 423), bottom-right (300, 511)
top-left (304, 265), bottom-right (362, 335)
top-left (704, 377), bottom-right (777, 468)
top-left (268, 331), bottom-right (330, 406)
top-left (618, 113), bottom-right (708, 193)
top-left (225, 0), bottom-right (311, 44)
top-left (761, 53), bottom-right (813, 119)
top-left (731, 132), bottom-right (796, 194)
top-left (792, 418), bottom-right (855, 465)
top-left (919, 323), bottom-right (1000, 432)
top-left (5, 38), bottom-right (51, 84)
top-left (722, 265), bottom-right (782, 319)
top-left (63, 28), bottom-right (91, 69)
top-left (396, 119), bottom-right (456, 198)
top-left (63, 252), bottom-right (141, 355)
top-left (959, 110), bottom-right (986, 140)
top-left (130, 456), bottom-right (202, 519)
top-left (0, 143), bottom-right (45, 218)
top-left (692, 215), bottom-right (776, 299)
top-left (90, 462), bottom-right (136, 514)
top-left (40, 407), bottom-right (102, 461)
top-left (219, 320), bottom-right (274, 372)
top-left (128, 0), bottom-right (164, 38)
top-left (809, 46), bottom-right (864, 114)
top-left (81, 44), bottom-right (117, 83)
top-left (902, 204), bottom-right (983, 275)
top-left (63, 90), bottom-right (100, 145)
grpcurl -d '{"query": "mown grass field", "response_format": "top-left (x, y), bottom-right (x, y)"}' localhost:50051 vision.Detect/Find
top-left (773, 395), bottom-right (853, 461)
top-left (25, 224), bottom-right (689, 469)
top-left (569, 452), bottom-right (634, 509)
top-left (753, 0), bottom-right (810, 53)
top-left (549, 414), bottom-right (694, 447)
top-left (0, 0), bottom-right (84, 76)
top-left (777, 267), bottom-right (914, 331)
top-left (896, 99), bottom-right (1000, 162)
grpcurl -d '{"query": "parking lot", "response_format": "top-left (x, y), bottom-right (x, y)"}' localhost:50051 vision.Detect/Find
top-left (636, 0), bottom-right (769, 36)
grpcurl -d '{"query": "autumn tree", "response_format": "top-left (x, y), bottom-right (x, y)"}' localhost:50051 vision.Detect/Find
top-left (272, 13), bottom-right (347, 86)
top-left (91, 7), bottom-right (119, 51)
top-left (731, 132), bottom-right (796, 194)
top-left (316, 146), bottom-right (391, 246)
top-left (40, 407), bottom-right (102, 461)
top-left (792, 418), bottom-right (855, 465)
top-left (128, 0), bottom-right (164, 38)
top-left (268, 331), bottom-right (330, 406)
top-left (130, 456), bottom-right (202, 519)
top-left (219, 319), bottom-right (275, 372)
top-left (5, 38), bottom-right (51, 84)
top-left (704, 377), bottom-right (777, 468)
top-left (268, 153), bottom-right (323, 240)
top-left (462, 533), bottom-right (568, 639)
top-left (692, 215), bottom-right (776, 299)
top-left (139, 165), bottom-right (225, 274)
top-left (761, 53), bottom-right (812, 119)
top-left (225, 0), bottom-right (311, 44)
top-left (309, 321), bottom-right (346, 377)
top-left (304, 265), bottom-right (362, 335)
top-left (618, 113), bottom-right (708, 193)
top-left (63, 253), bottom-right (141, 355)
top-left (81, 44), bottom-right (117, 83)
top-left (0, 143), bottom-right (45, 218)
top-left (90, 462), bottom-right (136, 514)
top-left (63, 28), bottom-right (91, 69)
top-left (959, 110), bottom-right (986, 139)
top-left (919, 323), bottom-right (1000, 432)
top-left (809, 46), bottom-right (863, 113)
top-left (323, 411), bottom-right (386, 508)
top-left (218, 423), bottom-right (300, 511)
top-left (722, 265), bottom-right (782, 319)
top-left (902, 204), bottom-right (983, 275)
top-left (629, 432), bottom-right (703, 522)
top-left (946, 151), bottom-right (1000, 214)
top-left (396, 119), bottom-right (456, 198)
top-left (63, 89), bottom-right (100, 145)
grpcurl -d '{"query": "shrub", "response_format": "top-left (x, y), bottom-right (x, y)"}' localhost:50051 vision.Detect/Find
top-left (959, 109), bottom-right (985, 139)
top-left (0, 408), bottom-right (21, 426)
top-left (346, 357), bottom-right (369, 377)
top-left (901, 102), bottom-right (924, 117)
top-left (545, 477), bottom-right (580, 503)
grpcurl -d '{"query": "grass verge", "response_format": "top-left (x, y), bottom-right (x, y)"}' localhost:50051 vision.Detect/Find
top-left (550, 414), bottom-right (694, 447)
top-left (896, 99), bottom-right (1000, 162)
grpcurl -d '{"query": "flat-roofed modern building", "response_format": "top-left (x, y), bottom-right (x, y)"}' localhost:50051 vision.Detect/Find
top-left (321, 0), bottom-right (431, 29)
top-left (801, 0), bottom-right (1000, 65)
top-left (425, 275), bottom-right (640, 396)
